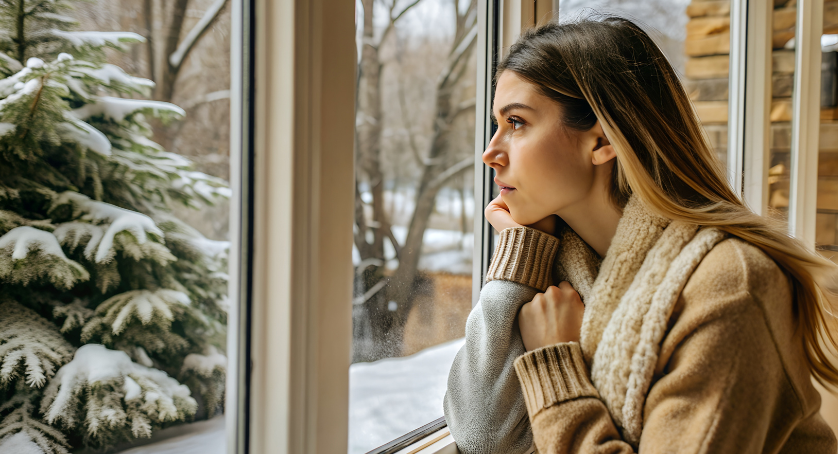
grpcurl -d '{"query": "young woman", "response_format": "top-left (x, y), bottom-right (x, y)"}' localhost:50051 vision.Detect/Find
top-left (443, 16), bottom-right (838, 453)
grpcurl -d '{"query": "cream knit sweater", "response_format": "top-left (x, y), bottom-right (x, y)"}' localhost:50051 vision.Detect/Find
top-left (443, 197), bottom-right (837, 453)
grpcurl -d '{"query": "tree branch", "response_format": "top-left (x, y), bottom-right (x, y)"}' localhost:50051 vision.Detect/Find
top-left (437, 24), bottom-right (477, 89)
top-left (181, 89), bottom-right (230, 110)
top-left (169, 0), bottom-right (228, 70)
top-left (377, 0), bottom-right (422, 47)
top-left (428, 156), bottom-right (472, 192)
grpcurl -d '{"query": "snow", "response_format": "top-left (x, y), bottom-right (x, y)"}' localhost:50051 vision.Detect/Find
top-left (0, 67), bottom-right (32, 97)
top-left (72, 96), bottom-right (185, 123)
top-left (25, 58), bottom-right (43, 69)
top-left (0, 78), bottom-right (41, 111)
top-left (115, 416), bottom-right (225, 454)
top-left (0, 123), bottom-right (15, 136)
top-left (348, 338), bottom-right (464, 454)
top-left (74, 64), bottom-right (155, 91)
top-left (0, 52), bottom-right (22, 72)
top-left (52, 192), bottom-right (164, 263)
top-left (99, 289), bottom-right (191, 335)
top-left (0, 226), bottom-right (68, 260)
top-left (181, 346), bottom-right (226, 377)
top-left (50, 30), bottom-right (145, 48)
top-left (124, 376), bottom-right (142, 401)
top-left (43, 344), bottom-right (195, 426)
top-left (57, 115), bottom-right (112, 156)
top-left (0, 431), bottom-right (43, 454)
top-left (187, 237), bottom-right (229, 258)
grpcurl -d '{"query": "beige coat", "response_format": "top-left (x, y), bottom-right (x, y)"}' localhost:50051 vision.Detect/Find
top-left (512, 209), bottom-right (837, 452)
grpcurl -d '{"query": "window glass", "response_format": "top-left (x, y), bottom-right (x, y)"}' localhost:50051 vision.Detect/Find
top-left (349, 0), bottom-right (477, 452)
top-left (560, 0), bottom-right (731, 171)
top-left (817, 29), bottom-right (838, 260)
top-left (0, 1), bottom-right (232, 453)
top-left (766, 1), bottom-right (797, 224)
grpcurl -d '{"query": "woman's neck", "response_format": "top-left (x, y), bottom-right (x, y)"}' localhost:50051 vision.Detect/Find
top-left (558, 191), bottom-right (623, 258)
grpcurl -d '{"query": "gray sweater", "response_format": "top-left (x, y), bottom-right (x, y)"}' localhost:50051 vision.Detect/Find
top-left (443, 279), bottom-right (537, 454)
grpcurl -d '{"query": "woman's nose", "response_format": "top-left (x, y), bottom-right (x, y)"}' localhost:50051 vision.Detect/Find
top-left (482, 132), bottom-right (508, 170)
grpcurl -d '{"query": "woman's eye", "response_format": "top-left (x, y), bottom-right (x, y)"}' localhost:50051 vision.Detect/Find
top-left (507, 117), bottom-right (524, 130)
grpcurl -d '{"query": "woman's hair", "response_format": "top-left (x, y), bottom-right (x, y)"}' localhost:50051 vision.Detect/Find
top-left (498, 16), bottom-right (838, 387)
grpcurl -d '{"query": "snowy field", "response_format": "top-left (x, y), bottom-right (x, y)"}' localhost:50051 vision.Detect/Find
top-left (113, 339), bottom-right (464, 454)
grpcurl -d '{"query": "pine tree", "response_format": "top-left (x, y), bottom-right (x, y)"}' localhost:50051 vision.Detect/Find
top-left (0, 1), bottom-right (230, 452)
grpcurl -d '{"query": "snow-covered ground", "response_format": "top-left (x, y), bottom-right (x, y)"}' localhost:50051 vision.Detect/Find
top-left (115, 339), bottom-right (465, 454)
top-left (349, 338), bottom-right (464, 454)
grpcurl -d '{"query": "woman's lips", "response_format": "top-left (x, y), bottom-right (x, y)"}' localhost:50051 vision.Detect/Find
top-left (494, 178), bottom-right (516, 195)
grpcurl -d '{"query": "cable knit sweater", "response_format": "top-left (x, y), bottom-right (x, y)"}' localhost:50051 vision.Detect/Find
top-left (443, 197), bottom-right (837, 453)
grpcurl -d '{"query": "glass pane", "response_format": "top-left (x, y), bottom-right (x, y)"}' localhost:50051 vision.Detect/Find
top-left (767, 1), bottom-right (797, 224)
top-left (560, 0), bottom-right (732, 172)
top-left (349, 0), bottom-right (477, 452)
top-left (818, 33), bottom-right (838, 262)
top-left (0, 1), bottom-right (233, 453)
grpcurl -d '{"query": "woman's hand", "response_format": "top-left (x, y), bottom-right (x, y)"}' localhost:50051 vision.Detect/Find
top-left (485, 195), bottom-right (558, 235)
top-left (518, 282), bottom-right (584, 351)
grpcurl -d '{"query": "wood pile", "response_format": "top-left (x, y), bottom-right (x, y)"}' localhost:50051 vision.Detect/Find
top-left (683, 0), bottom-right (838, 255)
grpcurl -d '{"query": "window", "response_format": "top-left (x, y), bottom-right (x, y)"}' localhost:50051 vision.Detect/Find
top-left (0, 1), bottom-right (233, 453)
top-left (350, 1), bottom-right (478, 452)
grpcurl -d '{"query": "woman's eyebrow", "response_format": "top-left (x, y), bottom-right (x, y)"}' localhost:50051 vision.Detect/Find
top-left (490, 102), bottom-right (535, 123)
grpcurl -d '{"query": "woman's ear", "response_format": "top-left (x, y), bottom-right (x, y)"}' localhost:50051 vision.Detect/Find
top-left (591, 121), bottom-right (616, 166)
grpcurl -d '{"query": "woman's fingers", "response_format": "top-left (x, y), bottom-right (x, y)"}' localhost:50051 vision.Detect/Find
top-left (518, 281), bottom-right (584, 351)
top-left (485, 195), bottom-right (522, 232)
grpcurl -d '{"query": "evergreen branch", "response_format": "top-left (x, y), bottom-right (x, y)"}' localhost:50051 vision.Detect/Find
top-left (17, 73), bottom-right (49, 142)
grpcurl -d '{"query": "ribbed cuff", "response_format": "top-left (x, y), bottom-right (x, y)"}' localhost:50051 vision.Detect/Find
top-left (514, 343), bottom-right (599, 418)
top-left (486, 227), bottom-right (559, 292)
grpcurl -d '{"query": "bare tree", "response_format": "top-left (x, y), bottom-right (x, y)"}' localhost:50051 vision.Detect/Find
top-left (141, 0), bottom-right (229, 102)
top-left (354, 0), bottom-right (477, 361)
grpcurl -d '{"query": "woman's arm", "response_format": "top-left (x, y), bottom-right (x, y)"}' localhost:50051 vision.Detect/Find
top-left (443, 226), bottom-right (559, 454)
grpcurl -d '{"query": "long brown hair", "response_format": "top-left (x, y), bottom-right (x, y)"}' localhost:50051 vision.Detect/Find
top-left (498, 16), bottom-right (838, 387)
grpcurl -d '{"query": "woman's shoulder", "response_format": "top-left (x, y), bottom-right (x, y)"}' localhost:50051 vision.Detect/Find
top-left (683, 234), bottom-right (791, 308)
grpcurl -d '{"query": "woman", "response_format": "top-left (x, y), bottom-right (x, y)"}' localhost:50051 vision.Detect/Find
top-left (443, 16), bottom-right (838, 453)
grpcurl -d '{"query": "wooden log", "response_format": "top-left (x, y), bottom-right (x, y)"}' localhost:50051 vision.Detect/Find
top-left (687, 1), bottom-right (730, 18)
top-left (686, 16), bottom-right (729, 38)
top-left (819, 152), bottom-right (838, 176)
top-left (693, 100), bottom-right (729, 124)
top-left (686, 31), bottom-right (730, 57)
top-left (817, 179), bottom-right (838, 211)
top-left (686, 51), bottom-right (794, 79)
top-left (816, 212), bottom-right (836, 247)
top-left (773, 73), bottom-right (793, 98)
top-left (684, 78), bottom-right (729, 101)
top-left (822, 123), bottom-right (838, 151)
top-left (771, 99), bottom-right (793, 122)
top-left (685, 55), bottom-right (730, 79)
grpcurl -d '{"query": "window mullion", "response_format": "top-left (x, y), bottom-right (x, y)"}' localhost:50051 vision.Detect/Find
top-left (728, 0), bottom-right (772, 213)
top-left (788, 0), bottom-right (824, 248)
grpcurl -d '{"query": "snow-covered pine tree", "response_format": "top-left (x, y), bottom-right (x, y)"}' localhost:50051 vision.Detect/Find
top-left (0, 1), bottom-right (230, 452)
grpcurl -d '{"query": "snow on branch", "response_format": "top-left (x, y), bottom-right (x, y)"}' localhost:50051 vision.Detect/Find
top-left (93, 289), bottom-right (191, 336)
top-left (50, 30), bottom-right (145, 50)
top-left (40, 344), bottom-right (197, 442)
top-left (168, 0), bottom-right (228, 69)
top-left (0, 301), bottom-right (75, 389)
top-left (56, 114), bottom-right (112, 156)
top-left (71, 63), bottom-right (155, 95)
top-left (71, 96), bottom-right (184, 123)
top-left (50, 192), bottom-right (169, 264)
top-left (0, 226), bottom-right (89, 289)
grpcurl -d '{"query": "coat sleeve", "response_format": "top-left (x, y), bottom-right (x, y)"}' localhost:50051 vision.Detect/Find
top-left (444, 227), bottom-right (559, 454)
top-left (512, 245), bottom-right (837, 454)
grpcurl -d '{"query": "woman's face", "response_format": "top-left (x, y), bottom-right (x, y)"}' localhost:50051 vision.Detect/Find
top-left (483, 71), bottom-right (613, 226)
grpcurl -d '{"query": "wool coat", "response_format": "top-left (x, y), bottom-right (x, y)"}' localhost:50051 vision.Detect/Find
top-left (443, 197), bottom-right (837, 453)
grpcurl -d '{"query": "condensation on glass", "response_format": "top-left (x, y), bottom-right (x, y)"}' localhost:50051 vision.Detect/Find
top-left (349, 1), bottom-right (478, 453)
